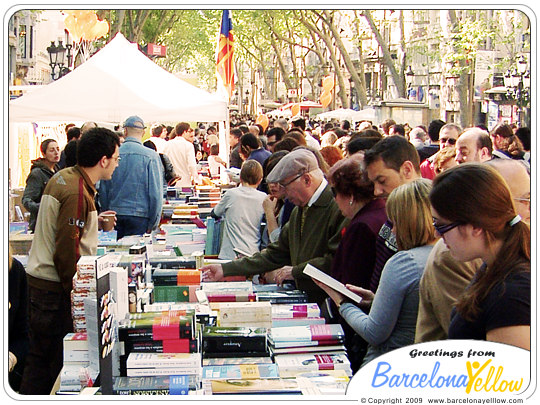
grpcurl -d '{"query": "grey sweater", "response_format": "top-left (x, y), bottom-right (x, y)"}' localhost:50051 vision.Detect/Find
top-left (340, 244), bottom-right (434, 366)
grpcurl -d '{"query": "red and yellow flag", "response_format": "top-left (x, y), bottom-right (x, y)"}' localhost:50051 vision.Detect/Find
top-left (216, 10), bottom-right (235, 101)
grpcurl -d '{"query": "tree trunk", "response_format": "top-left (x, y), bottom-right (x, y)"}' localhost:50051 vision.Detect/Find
top-left (362, 10), bottom-right (406, 98)
top-left (320, 10), bottom-right (368, 108)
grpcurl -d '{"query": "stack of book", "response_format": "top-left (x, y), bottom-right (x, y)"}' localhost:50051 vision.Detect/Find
top-left (255, 289), bottom-right (309, 304)
top-left (118, 311), bottom-right (198, 376)
top-left (202, 363), bottom-right (279, 381)
top-left (294, 370), bottom-right (351, 395)
top-left (72, 256), bottom-right (98, 332)
top-left (125, 352), bottom-right (202, 379)
top-left (112, 375), bottom-right (194, 395)
top-left (271, 303), bottom-right (326, 327)
top-left (211, 301), bottom-right (272, 329)
top-left (58, 332), bottom-right (95, 393)
top-left (153, 269), bottom-right (201, 303)
top-left (268, 324), bottom-right (346, 356)
top-left (274, 352), bottom-right (353, 378)
top-left (202, 326), bottom-right (269, 359)
top-left (202, 281), bottom-right (256, 303)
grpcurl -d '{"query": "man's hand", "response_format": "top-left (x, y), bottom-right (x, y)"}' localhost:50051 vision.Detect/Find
top-left (201, 264), bottom-right (224, 282)
top-left (262, 195), bottom-right (278, 214)
top-left (273, 265), bottom-right (294, 286)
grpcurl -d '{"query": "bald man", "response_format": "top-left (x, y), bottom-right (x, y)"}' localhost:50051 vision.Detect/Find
top-left (455, 128), bottom-right (492, 164)
top-left (487, 159), bottom-right (530, 225)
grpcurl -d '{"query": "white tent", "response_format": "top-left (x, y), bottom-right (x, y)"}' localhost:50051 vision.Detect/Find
top-left (316, 107), bottom-right (377, 123)
top-left (9, 33), bottom-right (228, 123)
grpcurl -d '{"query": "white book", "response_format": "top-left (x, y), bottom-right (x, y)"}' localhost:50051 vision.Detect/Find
top-left (303, 264), bottom-right (362, 304)
top-left (126, 353), bottom-right (201, 369)
top-left (126, 367), bottom-right (201, 377)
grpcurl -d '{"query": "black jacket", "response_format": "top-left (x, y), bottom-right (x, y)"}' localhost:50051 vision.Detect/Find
top-left (22, 159), bottom-right (58, 232)
top-left (9, 257), bottom-right (28, 391)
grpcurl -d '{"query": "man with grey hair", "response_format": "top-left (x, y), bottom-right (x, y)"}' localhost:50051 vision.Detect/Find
top-left (202, 148), bottom-right (347, 305)
top-left (409, 126), bottom-right (428, 148)
top-left (274, 118), bottom-right (289, 131)
top-left (455, 127), bottom-right (492, 164)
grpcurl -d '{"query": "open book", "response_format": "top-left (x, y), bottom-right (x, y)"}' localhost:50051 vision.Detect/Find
top-left (303, 264), bottom-right (362, 304)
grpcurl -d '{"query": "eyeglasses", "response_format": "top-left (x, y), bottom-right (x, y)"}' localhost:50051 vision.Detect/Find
top-left (514, 195), bottom-right (530, 204)
top-left (432, 219), bottom-right (463, 235)
top-left (440, 137), bottom-right (457, 145)
top-left (279, 172), bottom-right (304, 189)
top-left (109, 155), bottom-right (121, 162)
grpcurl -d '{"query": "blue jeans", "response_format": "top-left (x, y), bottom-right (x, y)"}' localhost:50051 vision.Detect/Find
top-left (116, 215), bottom-right (150, 239)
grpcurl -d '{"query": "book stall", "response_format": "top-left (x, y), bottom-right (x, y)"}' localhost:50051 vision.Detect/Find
top-left (11, 174), bottom-right (353, 396)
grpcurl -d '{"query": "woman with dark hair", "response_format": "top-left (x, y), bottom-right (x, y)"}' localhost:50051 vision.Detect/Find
top-left (490, 123), bottom-right (529, 168)
top-left (313, 178), bottom-right (436, 367)
top-left (143, 140), bottom-right (176, 185)
top-left (240, 132), bottom-right (271, 166)
top-left (430, 164), bottom-right (530, 349)
top-left (22, 139), bottom-right (61, 232)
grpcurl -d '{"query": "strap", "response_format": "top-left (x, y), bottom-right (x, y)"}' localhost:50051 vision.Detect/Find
top-left (75, 176), bottom-right (84, 258)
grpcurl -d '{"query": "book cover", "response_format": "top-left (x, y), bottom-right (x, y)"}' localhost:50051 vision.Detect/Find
top-left (271, 303), bottom-right (320, 318)
top-left (203, 356), bottom-right (273, 366)
top-left (256, 290), bottom-right (308, 304)
top-left (118, 316), bottom-right (194, 341)
top-left (113, 375), bottom-right (192, 395)
top-left (271, 317), bottom-right (326, 328)
top-left (270, 345), bottom-right (346, 355)
top-left (126, 352), bottom-right (201, 369)
top-left (149, 257), bottom-right (197, 270)
top-left (124, 338), bottom-right (198, 354)
top-left (269, 338), bottom-right (344, 349)
top-left (210, 378), bottom-right (302, 395)
top-left (202, 364), bottom-right (279, 380)
top-left (153, 285), bottom-right (190, 302)
top-left (270, 324), bottom-right (345, 343)
top-left (202, 326), bottom-right (268, 355)
top-left (275, 352), bottom-right (352, 376)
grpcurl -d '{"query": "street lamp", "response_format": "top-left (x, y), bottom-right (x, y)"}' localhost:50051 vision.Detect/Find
top-left (504, 55), bottom-right (530, 127)
top-left (46, 40), bottom-right (73, 81)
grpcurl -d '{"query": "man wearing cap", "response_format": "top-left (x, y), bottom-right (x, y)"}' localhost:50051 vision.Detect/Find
top-left (98, 116), bottom-right (163, 239)
top-left (202, 149), bottom-right (348, 305)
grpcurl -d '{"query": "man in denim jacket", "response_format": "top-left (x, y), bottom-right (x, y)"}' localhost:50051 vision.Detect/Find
top-left (99, 116), bottom-right (164, 239)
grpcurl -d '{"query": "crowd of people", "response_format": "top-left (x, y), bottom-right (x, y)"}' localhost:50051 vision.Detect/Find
top-left (12, 111), bottom-right (531, 393)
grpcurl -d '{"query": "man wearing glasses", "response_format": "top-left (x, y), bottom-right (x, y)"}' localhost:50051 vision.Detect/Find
top-left (420, 123), bottom-right (462, 179)
top-left (99, 116), bottom-right (164, 239)
top-left (202, 148), bottom-right (347, 306)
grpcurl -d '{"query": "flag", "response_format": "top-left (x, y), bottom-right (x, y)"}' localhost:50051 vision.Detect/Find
top-left (216, 10), bottom-right (235, 101)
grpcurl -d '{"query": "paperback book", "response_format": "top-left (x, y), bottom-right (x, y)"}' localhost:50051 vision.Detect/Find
top-left (112, 375), bottom-right (193, 395)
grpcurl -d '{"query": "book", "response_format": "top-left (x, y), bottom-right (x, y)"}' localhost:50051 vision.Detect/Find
top-left (270, 324), bottom-right (345, 344)
top-left (202, 326), bottom-right (268, 356)
top-left (153, 285), bottom-right (190, 302)
top-left (126, 352), bottom-right (201, 369)
top-left (274, 352), bottom-right (352, 377)
top-left (205, 292), bottom-right (257, 303)
top-left (303, 264), bottom-right (362, 304)
top-left (209, 378), bottom-right (302, 395)
top-left (203, 356), bottom-right (273, 366)
top-left (202, 364), bottom-right (279, 380)
top-left (256, 290), bottom-right (308, 304)
top-left (269, 338), bottom-right (344, 349)
top-left (214, 302), bottom-right (272, 325)
top-left (123, 338), bottom-right (198, 354)
top-left (149, 257), bottom-right (197, 269)
top-left (270, 345), bottom-right (346, 355)
top-left (271, 303), bottom-right (321, 318)
top-left (118, 316), bottom-right (194, 341)
top-left (271, 317), bottom-right (326, 327)
top-left (112, 375), bottom-right (193, 395)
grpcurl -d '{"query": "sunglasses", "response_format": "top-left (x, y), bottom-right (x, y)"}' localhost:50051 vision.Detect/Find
top-left (440, 137), bottom-right (457, 145)
top-left (432, 219), bottom-right (463, 235)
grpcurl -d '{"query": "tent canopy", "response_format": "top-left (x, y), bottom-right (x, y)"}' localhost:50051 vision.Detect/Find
top-left (9, 33), bottom-right (228, 124)
top-left (316, 107), bottom-right (377, 122)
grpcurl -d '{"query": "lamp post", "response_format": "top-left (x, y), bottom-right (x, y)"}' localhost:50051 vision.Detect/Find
top-left (46, 40), bottom-right (72, 81)
top-left (504, 55), bottom-right (530, 127)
